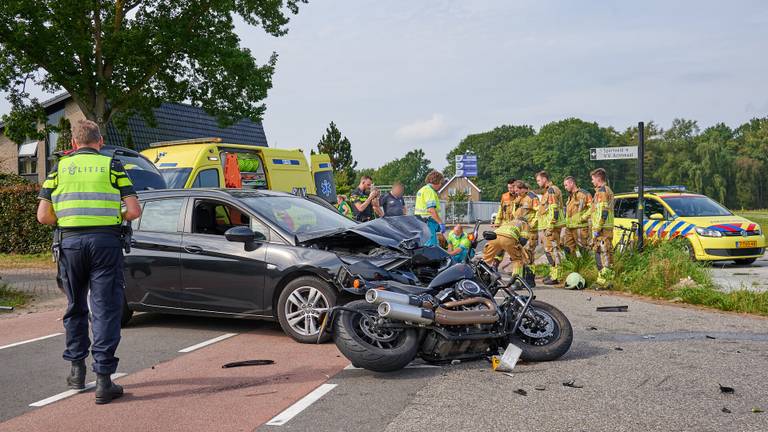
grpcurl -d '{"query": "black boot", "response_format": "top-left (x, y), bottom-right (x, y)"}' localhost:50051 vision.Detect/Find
top-left (95, 374), bottom-right (124, 405)
top-left (66, 359), bottom-right (86, 390)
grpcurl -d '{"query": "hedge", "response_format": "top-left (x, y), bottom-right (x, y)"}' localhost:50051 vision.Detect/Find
top-left (0, 174), bottom-right (52, 254)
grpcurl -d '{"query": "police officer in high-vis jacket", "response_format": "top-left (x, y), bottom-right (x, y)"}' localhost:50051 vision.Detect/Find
top-left (37, 120), bottom-right (142, 405)
top-left (589, 168), bottom-right (614, 288)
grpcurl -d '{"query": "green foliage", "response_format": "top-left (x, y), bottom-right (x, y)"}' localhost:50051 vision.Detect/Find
top-left (446, 117), bottom-right (768, 209)
top-left (54, 117), bottom-right (72, 153)
top-left (360, 149), bottom-right (432, 195)
top-left (0, 0), bottom-right (305, 138)
top-left (318, 121), bottom-right (357, 193)
top-left (0, 175), bottom-right (52, 254)
top-left (0, 92), bottom-right (48, 144)
top-left (0, 283), bottom-right (31, 309)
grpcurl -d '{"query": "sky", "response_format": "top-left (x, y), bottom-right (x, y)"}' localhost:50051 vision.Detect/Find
top-left (3, 0), bottom-right (768, 169)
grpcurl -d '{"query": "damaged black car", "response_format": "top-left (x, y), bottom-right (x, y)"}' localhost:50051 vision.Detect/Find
top-left (123, 188), bottom-right (451, 343)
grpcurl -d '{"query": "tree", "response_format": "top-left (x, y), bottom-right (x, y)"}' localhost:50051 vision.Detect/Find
top-left (0, 0), bottom-right (305, 141)
top-left (317, 121), bottom-right (357, 192)
top-left (370, 149), bottom-right (432, 194)
top-left (54, 117), bottom-right (72, 153)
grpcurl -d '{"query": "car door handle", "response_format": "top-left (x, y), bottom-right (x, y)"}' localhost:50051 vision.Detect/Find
top-left (184, 245), bottom-right (204, 254)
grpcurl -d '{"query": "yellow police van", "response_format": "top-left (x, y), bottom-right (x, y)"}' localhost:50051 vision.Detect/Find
top-left (614, 187), bottom-right (765, 264)
top-left (140, 138), bottom-right (337, 203)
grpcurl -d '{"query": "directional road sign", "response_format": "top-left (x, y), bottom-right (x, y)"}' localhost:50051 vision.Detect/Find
top-left (455, 154), bottom-right (478, 176)
top-left (589, 146), bottom-right (638, 160)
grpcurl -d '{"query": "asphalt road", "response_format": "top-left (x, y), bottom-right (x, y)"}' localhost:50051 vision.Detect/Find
top-left (259, 288), bottom-right (768, 432)
top-left (2, 288), bottom-right (767, 431)
top-left (710, 252), bottom-right (768, 292)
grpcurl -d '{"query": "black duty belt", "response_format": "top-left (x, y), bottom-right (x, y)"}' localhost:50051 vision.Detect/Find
top-left (60, 227), bottom-right (122, 239)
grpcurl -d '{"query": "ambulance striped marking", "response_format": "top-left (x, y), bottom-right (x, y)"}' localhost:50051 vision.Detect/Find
top-left (679, 224), bottom-right (695, 237)
top-left (747, 223), bottom-right (756, 231)
top-left (645, 220), bottom-right (660, 236)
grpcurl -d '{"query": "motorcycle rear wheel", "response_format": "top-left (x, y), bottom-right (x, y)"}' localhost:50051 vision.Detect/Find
top-left (333, 300), bottom-right (420, 372)
top-left (508, 300), bottom-right (573, 362)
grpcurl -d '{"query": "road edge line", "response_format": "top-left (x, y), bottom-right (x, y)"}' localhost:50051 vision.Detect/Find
top-left (178, 333), bottom-right (238, 353)
top-left (29, 373), bottom-right (128, 407)
top-left (0, 333), bottom-right (63, 351)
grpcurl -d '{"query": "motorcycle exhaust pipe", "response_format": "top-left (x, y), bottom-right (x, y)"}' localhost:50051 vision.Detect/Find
top-left (366, 289), bottom-right (424, 307)
top-left (378, 302), bottom-right (435, 325)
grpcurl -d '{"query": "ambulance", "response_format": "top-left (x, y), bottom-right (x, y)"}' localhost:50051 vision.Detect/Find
top-left (140, 138), bottom-right (337, 203)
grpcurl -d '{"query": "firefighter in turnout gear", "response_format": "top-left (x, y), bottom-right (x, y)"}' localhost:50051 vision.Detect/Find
top-left (36, 120), bottom-right (142, 405)
top-left (590, 168), bottom-right (615, 287)
top-left (483, 217), bottom-right (530, 278)
top-left (563, 176), bottom-right (593, 256)
top-left (494, 178), bottom-right (517, 226)
top-left (536, 171), bottom-right (565, 285)
top-left (513, 180), bottom-right (538, 265)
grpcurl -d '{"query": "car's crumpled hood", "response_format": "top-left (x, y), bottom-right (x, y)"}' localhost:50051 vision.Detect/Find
top-left (297, 215), bottom-right (431, 249)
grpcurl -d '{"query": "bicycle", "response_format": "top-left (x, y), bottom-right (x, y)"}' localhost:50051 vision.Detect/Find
top-left (614, 221), bottom-right (639, 254)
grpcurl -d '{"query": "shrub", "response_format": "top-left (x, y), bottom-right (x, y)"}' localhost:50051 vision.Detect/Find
top-left (0, 174), bottom-right (52, 254)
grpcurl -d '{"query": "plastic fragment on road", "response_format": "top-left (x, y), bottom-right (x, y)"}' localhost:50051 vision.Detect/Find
top-left (721, 407), bottom-right (731, 413)
top-left (492, 344), bottom-right (522, 372)
top-left (562, 379), bottom-right (583, 389)
top-left (752, 408), bottom-right (764, 413)
top-left (514, 388), bottom-right (527, 396)
top-left (718, 384), bottom-right (735, 394)
top-left (534, 385), bottom-right (546, 391)
top-left (614, 347), bottom-right (624, 351)
top-left (0, 306), bottom-right (14, 311)
top-left (705, 335), bottom-right (717, 339)
top-left (596, 305), bottom-right (628, 312)
top-left (642, 335), bottom-right (656, 339)
top-left (586, 326), bottom-right (598, 331)
top-left (222, 359), bottom-right (275, 369)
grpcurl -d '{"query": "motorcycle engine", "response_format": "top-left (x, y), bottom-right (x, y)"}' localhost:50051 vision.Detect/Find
top-left (436, 279), bottom-right (491, 303)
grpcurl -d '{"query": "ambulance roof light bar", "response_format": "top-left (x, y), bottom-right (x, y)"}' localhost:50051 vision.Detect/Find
top-left (632, 185), bottom-right (687, 193)
top-left (149, 137), bottom-right (222, 147)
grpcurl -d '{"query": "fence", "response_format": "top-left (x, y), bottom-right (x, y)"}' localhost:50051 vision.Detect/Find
top-left (403, 197), bottom-right (499, 224)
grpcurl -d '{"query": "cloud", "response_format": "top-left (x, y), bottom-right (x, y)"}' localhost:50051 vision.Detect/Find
top-left (395, 113), bottom-right (450, 142)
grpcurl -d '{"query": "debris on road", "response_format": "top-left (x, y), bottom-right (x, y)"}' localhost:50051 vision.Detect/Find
top-left (614, 347), bottom-right (624, 351)
top-left (534, 385), bottom-right (546, 391)
top-left (705, 335), bottom-right (717, 339)
top-left (718, 384), bottom-right (735, 394)
top-left (502, 372), bottom-right (514, 378)
top-left (562, 379), bottom-right (583, 389)
top-left (643, 335), bottom-right (656, 339)
top-left (721, 407), bottom-right (732, 413)
top-left (514, 388), bottom-right (527, 396)
top-left (586, 326), bottom-right (598, 331)
top-left (222, 360), bottom-right (275, 369)
top-left (0, 305), bottom-right (14, 311)
top-left (596, 305), bottom-right (629, 312)
top-left (492, 344), bottom-right (522, 372)
top-left (451, 359), bottom-right (461, 365)
top-left (752, 408), bottom-right (764, 413)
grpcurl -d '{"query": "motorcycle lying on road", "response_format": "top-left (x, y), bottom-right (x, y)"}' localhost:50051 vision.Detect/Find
top-left (321, 232), bottom-right (573, 372)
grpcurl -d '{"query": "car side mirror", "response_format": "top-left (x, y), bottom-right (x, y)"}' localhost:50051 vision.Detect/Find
top-left (225, 226), bottom-right (266, 251)
top-left (483, 231), bottom-right (497, 241)
top-left (649, 213), bottom-right (664, 221)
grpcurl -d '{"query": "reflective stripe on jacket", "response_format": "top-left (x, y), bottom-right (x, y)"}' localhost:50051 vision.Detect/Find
top-left (51, 153), bottom-right (124, 227)
top-left (566, 188), bottom-right (593, 228)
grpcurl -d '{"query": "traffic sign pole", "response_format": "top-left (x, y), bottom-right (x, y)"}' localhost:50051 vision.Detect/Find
top-left (637, 122), bottom-right (645, 252)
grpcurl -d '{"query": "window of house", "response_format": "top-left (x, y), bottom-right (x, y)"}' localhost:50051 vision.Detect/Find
top-left (17, 141), bottom-right (38, 176)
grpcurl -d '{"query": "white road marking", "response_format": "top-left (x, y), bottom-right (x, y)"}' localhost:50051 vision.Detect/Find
top-left (0, 333), bottom-right (63, 351)
top-left (178, 333), bottom-right (237, 353)
top-left (343, 363), bottom-right (441, 370)
top-left (29, 373), bottom-right (127, 407)
top-left (266, 383), bottom-right (337, 426)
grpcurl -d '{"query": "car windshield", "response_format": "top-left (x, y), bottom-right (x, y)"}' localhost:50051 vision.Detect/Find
top-left (160, 168), bottom-right (192, 189)
top-left (662, 196), bottom-right (732, 217)
top-left (241, 196), bottom-right (357, 235)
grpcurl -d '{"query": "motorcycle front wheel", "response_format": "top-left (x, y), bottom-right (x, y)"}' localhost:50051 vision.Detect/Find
top-left (333, 300), bottom-right (420, 372)
top-left (508, 300), bottom-right (573, 362)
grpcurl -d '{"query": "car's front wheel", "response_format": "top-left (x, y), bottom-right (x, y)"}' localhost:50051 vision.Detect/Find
top-left (277, 276), bottom-right (336, 344)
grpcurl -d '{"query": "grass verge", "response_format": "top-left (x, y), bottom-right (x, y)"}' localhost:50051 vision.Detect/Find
top-left (0, 283), bottom-right (31, 309)
top-left (535, 241), bottom-right (768, 316)
top-left (735, 210), bottom-right (768, 233)
top-left (0, 253), bottom-right (54, 270)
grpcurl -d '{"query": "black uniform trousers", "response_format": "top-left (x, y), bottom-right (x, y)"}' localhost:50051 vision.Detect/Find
top-left (59, 231), bottom-right (124, 375)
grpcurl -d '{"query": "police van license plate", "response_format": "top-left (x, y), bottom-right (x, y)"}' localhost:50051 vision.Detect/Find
top-left (736, 241), bottom-right (757, 248)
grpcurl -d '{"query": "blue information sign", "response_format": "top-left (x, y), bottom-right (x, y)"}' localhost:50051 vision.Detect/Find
top-left (455, 154), bottom-right (478, 177)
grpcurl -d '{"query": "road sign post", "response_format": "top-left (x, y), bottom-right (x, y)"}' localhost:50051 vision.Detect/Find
top-left (589, 131), bottom-right (645, 252)
top-left (637, 122), bottom-right (645, 252)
